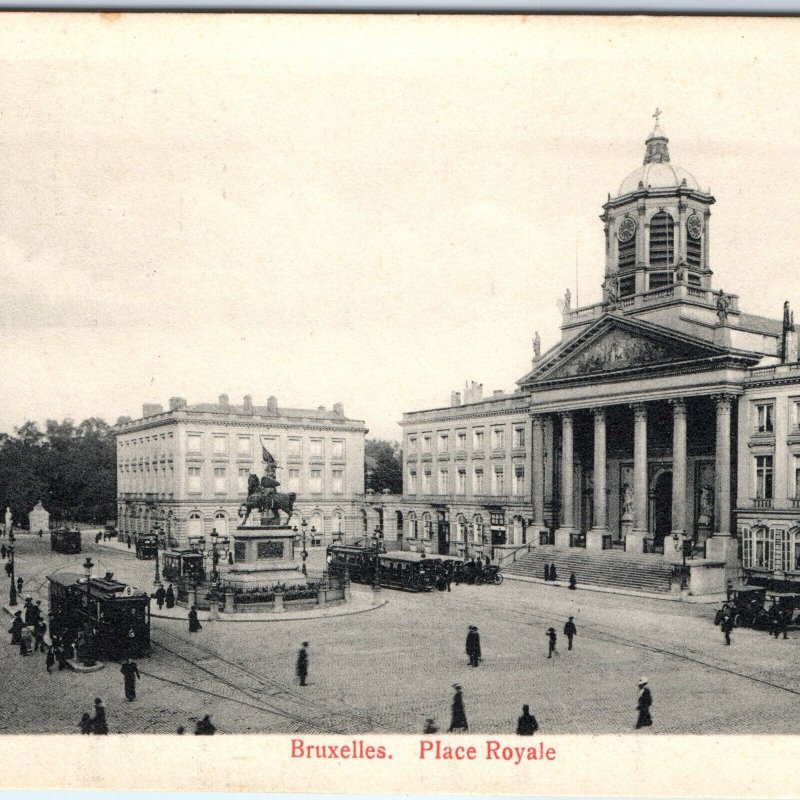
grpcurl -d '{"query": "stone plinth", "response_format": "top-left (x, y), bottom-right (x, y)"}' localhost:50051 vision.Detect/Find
top-left (226, 525), bottom-right (305, 589)
top-left (554, 527), bottom-right (574, 549)
top-left (586, 529), bottom-right (609, 551)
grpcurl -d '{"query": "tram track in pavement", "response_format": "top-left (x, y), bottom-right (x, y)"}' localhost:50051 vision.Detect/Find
top-left (457, 594), bottom-right (800, 699)
top-left (149, 624), bottom-right (399, 734)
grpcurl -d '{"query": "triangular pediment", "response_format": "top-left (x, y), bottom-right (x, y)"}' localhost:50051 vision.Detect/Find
top-left (519, 315), bottom-right (749, 387)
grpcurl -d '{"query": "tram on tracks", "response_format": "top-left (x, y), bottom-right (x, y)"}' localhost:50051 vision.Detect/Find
top-left (163, 549), bottom-right (207, 585)
top-left (326, 545), bottom-right (440, 592)
top-left (50, 527), bottom-right (82, 554)
top-left (47, 572), bottom-right (151, 659)
top-left (135, 533), bottom-right (159, 560)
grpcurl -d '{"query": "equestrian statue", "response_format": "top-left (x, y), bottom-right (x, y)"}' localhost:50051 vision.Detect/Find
top-left (238, 442), bottom-right (296, 526)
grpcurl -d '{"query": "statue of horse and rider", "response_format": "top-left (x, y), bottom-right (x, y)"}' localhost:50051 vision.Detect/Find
top-left (238, 446), bottom-right (296, 526)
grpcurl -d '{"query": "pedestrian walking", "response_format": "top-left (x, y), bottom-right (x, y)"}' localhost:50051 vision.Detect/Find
top-left (635, 678), bottom-right (653, 730)
top-left (296, 641), bottom-right (309, 686)
top-left (4, 562), bottom-right (11, 578)
top-left (516, 704), bottom-right (539, 735)
top-left (8, 610), bottom-right (23, 644)
top-left (78, 713), bottom-right (92, 734)
top-left (126, 535), bottom-right (131, 549)
top-left (33, 620), bottom-right (47, 653)
top-left (564, 617), bottom-right (577, 650)
top-left (23, 597), bottom-right (35, 625)
top-left (549, 563), bottom-right (558, 582)
top-left (569, 572), bottom-right (577, 590)
top-left (19, 625), bottom-right (33, 656)
top-left (120, 657), bottom-right (141, 701)
top-left (45, 646), bottom-right (55, 674)
top-left (165, 584), bottom-right (175, 609)
top-left (16, 577), bottom-right (23, 595)
top-left (546, 627), bottom-right (559, 658)
top-left (721, 613), bottom-right (734, 646)
top-left (91, 698), bottom-right (108, 734)
top-left (1, 544), bottom-right (6, 559)
top-left (188, 605), bottom-right (202, 633)
top-left (543, 564), bottom-right (550, 582)
top-left (33, 600), bottom-right (43, 625)
top-left (155, 585), bottom-right (166, 610)
top-left (195, 714), bottom-right (216, 735)
top-left (465, 625), bottom-right (481, 667)
top-left (445, 561), bottom-right (454, 592)
top-left (448, 684), bottom-right (468, 732)
top-left (55, 642), bottom-right (69, 671)
top-left (423, 718), bottom-right (438, 734)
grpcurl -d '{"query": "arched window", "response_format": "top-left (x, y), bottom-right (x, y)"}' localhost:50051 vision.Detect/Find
top-left (187, 511), bottom-right (203, 539)
top-left (472, 514), bottom-right (484, 544)
top-left (407, 511), bottom-right (418, 539)
top-left (422, 512), bottom-right (433, 539)
top-left (649, 211), bottom-right (674, 266)
top-left (213, 511), bottom-right (228, 537)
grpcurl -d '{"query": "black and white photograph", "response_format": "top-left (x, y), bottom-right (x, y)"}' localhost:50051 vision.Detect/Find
top-left (0, 12), bottom-right (798, 796)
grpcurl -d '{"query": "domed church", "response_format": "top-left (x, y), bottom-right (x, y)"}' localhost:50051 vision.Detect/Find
top-left (387, 114), bottom-right (800, 596)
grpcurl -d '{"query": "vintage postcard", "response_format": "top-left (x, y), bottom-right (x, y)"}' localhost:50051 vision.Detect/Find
top-left (1, 11), bottom-right (799, 798)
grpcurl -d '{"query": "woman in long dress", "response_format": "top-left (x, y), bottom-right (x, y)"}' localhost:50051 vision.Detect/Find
top-left (188, 606), bottom-right (202, 633)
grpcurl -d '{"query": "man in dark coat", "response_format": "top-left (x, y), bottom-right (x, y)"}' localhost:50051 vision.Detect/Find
top-left (546, 627), bottom-right (559, 658)
top-left (549, 563), bottom-right (558, 582)
top-left (296, 641), bottom-right (309, 686)
top-left (121, 657), bottom-right (141, 701)
top-left (23, 598), bottom-right (35, 626)
top-left (16, 577), bottom-right (23, 595)
top-left (465, 625), bottom-right (481, 667)
top-left (195, 714), bottom-right (216, 735)
top-left (569, 573), bottom-right (577, 590)
top-left (721, 613), bottom-right (734, 646)
top-left (564, 617), bottom-right (577, 651)
top-left (543, 564), bottom-right (550, 582)
top-left (448, 684), bottom-right (468, 732)
top-left (45, 646), bottom-right (55, 674)
top-left (91, 698), bottom-right (109, 734)
top-left (32, 600), bottom-right (42, 626)
top-left (33, 619), bottom-right (47, 653)
top-left (1, 544), bottom-right (6, 559)
top-left (165, 584), bottom-right (175, 609)
top-left (8, 610), bottom-right (23, 644)
top-left (635, 678), bottom-right (653, 729)
top-left (154, 585), bottom-right (166, 610)
top-left (516, 704), bottom-right (539, 735)
top-left (188, 606), bottom-right (202, 633)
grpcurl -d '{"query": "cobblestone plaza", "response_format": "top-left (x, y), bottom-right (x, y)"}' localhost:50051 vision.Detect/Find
top-left (2, 531), bottom-right (798, 735)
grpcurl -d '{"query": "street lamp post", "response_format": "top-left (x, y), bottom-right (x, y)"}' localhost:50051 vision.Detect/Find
top-left (210, 529), bottom-right (221, 585)
top-left (82, 557), bottom-right (95, 666)
top-left (371, 526), bottom-right (384, 588)
top-left (299, 519), bottom-right (311, 576)
top-left (152, 522), bottom-right (162, 586)
top-left (8, 531), bottom-right (16, 606)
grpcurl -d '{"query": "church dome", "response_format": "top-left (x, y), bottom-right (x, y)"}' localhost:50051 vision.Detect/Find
top-left (616, 118), bottom-right (701, 197)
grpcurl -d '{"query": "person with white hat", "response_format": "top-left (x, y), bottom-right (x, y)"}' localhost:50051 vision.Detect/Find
top-left (635, 677), bottom-right (653, 729)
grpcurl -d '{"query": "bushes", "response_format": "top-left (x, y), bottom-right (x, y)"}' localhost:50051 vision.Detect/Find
top-left (223, 582), bottom-right (320, 604)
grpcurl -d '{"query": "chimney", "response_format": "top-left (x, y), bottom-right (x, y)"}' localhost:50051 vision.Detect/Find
top-left (450, 391), bottom-right (461, 407)
top-left (142, 403), bottom-right (163, 417)
top-left (267, 396), bottom-right (278, 413)
top-left (169, 397), bottom-right (187, 411)
top-left (493, 390), bottom-right (503, 397)
top-left (218, 394), bottom-right (229, 409)
top-left (471, 381), bottom-right (483, 402)
top-left (243, 395), bottom-right (253, 414)
top-left (333, 402), bottom-right (344, 416)
top-left (104, 571), bottom-right (114, 582)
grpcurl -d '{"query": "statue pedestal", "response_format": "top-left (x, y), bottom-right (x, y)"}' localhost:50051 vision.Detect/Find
top-left (706, 535), bottom-right (738, 567)
top-left (226, 525), bottom-right (306, 589)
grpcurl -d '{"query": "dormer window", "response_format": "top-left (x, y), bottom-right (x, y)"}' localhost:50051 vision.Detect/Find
top-left (649, 211), bottom-right (675, 266)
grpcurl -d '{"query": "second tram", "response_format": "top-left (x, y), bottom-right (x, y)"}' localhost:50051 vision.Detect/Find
top-left (50, 527), bottom-right (82, 554)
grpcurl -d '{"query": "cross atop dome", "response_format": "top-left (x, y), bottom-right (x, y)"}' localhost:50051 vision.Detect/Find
top-left (644, 108), bottom-right (670, 165)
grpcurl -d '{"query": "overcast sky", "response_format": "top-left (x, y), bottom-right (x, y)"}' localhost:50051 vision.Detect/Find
top-left (1, 15), bottom-right (799, 440)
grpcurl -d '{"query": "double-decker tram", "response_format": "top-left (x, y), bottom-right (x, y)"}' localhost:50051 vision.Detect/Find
top-left (47, 573), bottom-right (151, 659)
top-left (135, 533), bottom-right (159, 560)
top-left (163, 549), bottom-right (207, 585)
top-left (50, 528), bottom-right (82, 554)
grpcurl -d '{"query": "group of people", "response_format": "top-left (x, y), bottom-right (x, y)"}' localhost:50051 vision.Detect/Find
top-left (543, 563), bottom-right (578, 590)
top-left (546, 616), bottom-right (578, 657)
top-left (9, 602), bottom-right (78, 672)
top-left (78, 698), bottom-right (109, 734)
top-left (431, 685), bottom-right (539, 735)
top-left (153, 583), bottom-right (176, 610)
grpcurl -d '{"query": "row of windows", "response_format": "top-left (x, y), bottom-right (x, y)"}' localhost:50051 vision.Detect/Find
top-left (743, 527), bottom-right (800, 572)
top-left (408, 465), bottom-right (526, 496)
top-left (119, 432), bottom-right (174, 450)
top-left (186, 466), bottom-right (346, 495)
top-left (185, 432), bottom-right (346, 459)
top-left (408, 426), bottom-right (526, 455)
top-left (751, 399), bottom-right (800, 435)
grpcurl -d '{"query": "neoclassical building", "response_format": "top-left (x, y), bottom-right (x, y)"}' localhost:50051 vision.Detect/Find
top-left (115, 394), bottom-right (367, 546)
top-left (384, 119), bottom-right (800, 591)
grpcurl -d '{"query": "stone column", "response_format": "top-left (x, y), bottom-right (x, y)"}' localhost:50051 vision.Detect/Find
top-left (626, 403), bottom-right (648, 554)
top-left (670, 399), bottom-right (687, 536)
top-left (531, 415), bottom-right (546, 532)
top-left (555, 412), bottom-right (574, 548)
top-left (707, 394), bottom-right (737, 566)
top-left (587, 409), bottom-right (609, 551)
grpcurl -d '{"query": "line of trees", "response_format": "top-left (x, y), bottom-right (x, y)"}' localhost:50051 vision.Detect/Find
top-left (0, 418), bottom-right (124, 526)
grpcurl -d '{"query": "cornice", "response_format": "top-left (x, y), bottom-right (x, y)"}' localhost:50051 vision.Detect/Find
top-left (118, 418), bottom-right (367, 436)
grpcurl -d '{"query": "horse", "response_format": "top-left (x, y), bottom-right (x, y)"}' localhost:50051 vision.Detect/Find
top-left (238, 491), bottom-right (297, 526)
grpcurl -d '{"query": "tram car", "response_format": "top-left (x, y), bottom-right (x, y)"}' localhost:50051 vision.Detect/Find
top-left (50, 527), bottom-right (82, 554)
top-left (135, 533), bottom-right (159, 560)
top-left (163, 549), bottom-right (207, 585)
top-left (47, 572), bottom-right (151, 659)
top-left (325, 545), bottom-right (377, 583)
top-left (377, 551), bottom-right (438, 592)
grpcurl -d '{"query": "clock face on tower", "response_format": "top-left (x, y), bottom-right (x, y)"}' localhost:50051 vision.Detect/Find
top-left (617, 216), bottom-right (636, 243)
top-left (687, 213), bottom-right (703, 240)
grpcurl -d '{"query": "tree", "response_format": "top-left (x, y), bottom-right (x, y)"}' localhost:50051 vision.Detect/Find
top-left (364, 439), bottom-right (403, 494)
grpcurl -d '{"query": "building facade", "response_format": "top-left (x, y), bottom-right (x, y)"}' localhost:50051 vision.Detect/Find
top-left (389, 119), bottom-right (800, 589)
top-left (115, 394), bottom-right (367, 546)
